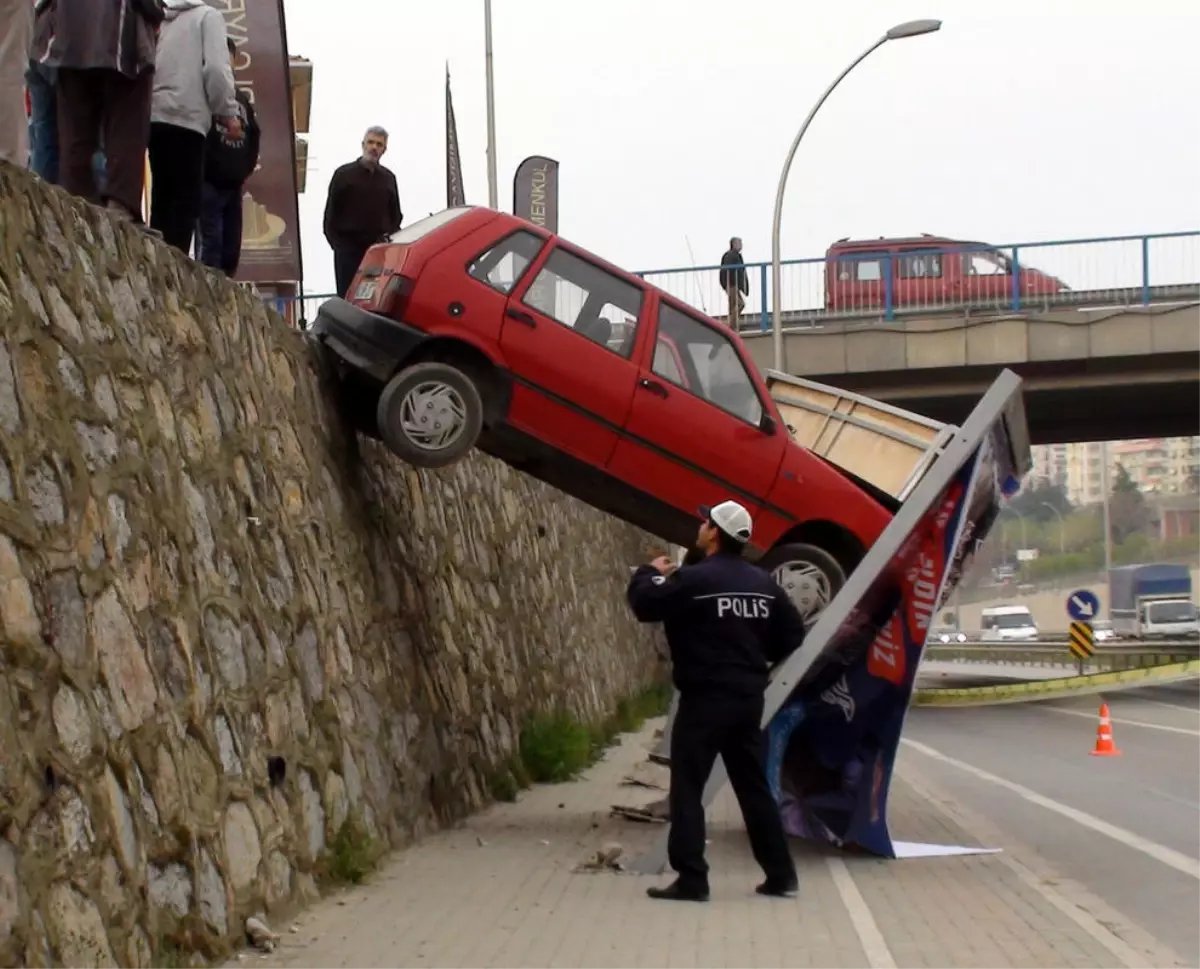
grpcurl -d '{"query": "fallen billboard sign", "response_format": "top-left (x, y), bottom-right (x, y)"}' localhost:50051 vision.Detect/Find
top-left (631, 368), bottom-right (1031, 872)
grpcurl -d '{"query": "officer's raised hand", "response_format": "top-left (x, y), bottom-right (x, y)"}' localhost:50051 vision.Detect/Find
top-left (650, 555), bottom-right (676, 575)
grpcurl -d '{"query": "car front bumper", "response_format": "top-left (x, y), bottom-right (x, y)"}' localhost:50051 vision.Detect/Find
top-left (310, 297), bottom-right (427, 384)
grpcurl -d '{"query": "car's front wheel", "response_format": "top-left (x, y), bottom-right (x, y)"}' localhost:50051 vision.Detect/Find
top-left (760, 542), bottom-right (848, 627)
top-left (376, 361), bottom-right (484, 469)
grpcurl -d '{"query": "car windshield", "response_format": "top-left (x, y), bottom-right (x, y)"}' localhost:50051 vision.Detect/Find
top-left (993, 612), bottom-right (1034, 629)
top-left (1147, 601), bottom-right (1196, 623)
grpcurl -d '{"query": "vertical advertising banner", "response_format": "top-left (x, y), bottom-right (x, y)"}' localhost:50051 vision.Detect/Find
top-left (513, 156), bottom-right (559, 314)
top-left (445, 67), bottom-right (466, 208)
top-left (212, 0), bottom-right (303, 285)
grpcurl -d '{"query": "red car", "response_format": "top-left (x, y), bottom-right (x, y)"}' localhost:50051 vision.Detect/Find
top-left (826, 234), bottom-right (1067, 314)
top-left (311, 207), bottom-right (894, 623)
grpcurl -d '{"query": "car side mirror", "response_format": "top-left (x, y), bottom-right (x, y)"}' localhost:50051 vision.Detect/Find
top-left (759, 413), bottom-right (777, 436)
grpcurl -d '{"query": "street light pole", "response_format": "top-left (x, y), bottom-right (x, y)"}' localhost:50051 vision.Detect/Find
top-left (1041, 501), bottom-right (1066, 555)
top-left (483, 0), bottom-right (499, 209)
top-left (770, 19), bottom-right (941, 372)
top-left (1100, 441), bottom-right (1113, 575)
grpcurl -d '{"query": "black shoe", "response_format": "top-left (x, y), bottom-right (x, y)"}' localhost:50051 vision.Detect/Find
top-left (647, 879), bottom-right (709, 902)
top-left (755, 878), bottom-right (799, 898)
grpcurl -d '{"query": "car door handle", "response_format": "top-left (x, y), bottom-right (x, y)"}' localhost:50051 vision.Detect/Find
top-left (506, 307), bottom-right (537, 327)
top-left (638, 378), bottom-right (669, 398)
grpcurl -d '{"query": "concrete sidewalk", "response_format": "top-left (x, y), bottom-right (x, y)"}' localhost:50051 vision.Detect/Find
top-left (231, 721), bottom-right (1186, 969)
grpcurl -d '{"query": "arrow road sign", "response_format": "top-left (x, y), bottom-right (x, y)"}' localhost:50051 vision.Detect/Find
top-left (1067, 588), bottom-right (1100, 622)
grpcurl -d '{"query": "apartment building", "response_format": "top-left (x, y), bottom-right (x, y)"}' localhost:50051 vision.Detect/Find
top-left (1031, 436), bottom-right (1200, 505)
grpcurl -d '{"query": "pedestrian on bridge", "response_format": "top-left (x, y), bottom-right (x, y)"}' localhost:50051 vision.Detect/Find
top-left (718, 236), bottom-right (749, 328)
top-left (627, 499), bottom-right (804, 902)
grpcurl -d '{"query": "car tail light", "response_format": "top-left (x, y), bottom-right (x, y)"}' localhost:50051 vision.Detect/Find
top-left (374, 274), bottom-right (415, 318)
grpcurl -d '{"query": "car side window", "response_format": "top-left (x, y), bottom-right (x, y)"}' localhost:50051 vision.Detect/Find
top-left (837, 253), bottom-right (886, 282)
top-left (522, 247), bottom-right (644, 358)
top-left (467, 230), bottom-right (545, 294)
top-left (898, 252), bottom-right (943, 279)
top-left (653, 303), bottom-right (763, 426)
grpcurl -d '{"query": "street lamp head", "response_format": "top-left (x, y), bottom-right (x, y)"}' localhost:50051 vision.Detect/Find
top-left (885, 19), bottom-right (942, 40)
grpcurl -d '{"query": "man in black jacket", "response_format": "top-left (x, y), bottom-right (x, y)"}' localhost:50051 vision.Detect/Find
top-left (323, 125), bottom-right (403, 297)
top-left (628, 500), bottom-right (805, 902)
top-left (718, 236), bottom-right (749, 327)
top-left (197, 37), bottom-right (259, 277)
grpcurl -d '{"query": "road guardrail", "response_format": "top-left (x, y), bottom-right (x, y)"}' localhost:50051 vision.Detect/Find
top-left (924, 642), bottom-right (1198, 671)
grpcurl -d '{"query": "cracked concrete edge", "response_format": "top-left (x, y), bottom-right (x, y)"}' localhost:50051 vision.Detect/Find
top-left (897, 760), bottom-right (1191, 969)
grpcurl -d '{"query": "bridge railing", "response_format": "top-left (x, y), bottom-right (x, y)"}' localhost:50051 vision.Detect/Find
top-left (268, 230), bottom-right (1199, 331)
top-left (639, 230), bottom-right (1200, 330)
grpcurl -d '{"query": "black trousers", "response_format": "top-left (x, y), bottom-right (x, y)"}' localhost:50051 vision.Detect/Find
top-left (668, 692), bottom-right (796, 891)
top-left (56, 67), bottom-right (152, 218)
top-left (198, 182), bottom-right (243, 276)
top-left (149, 122), bottom-right (206, 254)
top-left (333, 244), bottom-right (370, 297)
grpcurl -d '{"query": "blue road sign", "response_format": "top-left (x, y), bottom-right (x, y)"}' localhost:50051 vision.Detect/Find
top-left (1067, 588), bottom-right (1100, 622)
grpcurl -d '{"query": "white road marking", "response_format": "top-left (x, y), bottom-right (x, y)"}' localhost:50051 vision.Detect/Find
top-left (1039, 704), bottom-right (1200, 736)
top-left (826, 856), bottom-right (897, 969)
top-left (901, 763), bottom-right (1181, 969)
top-left (1129, 695), bottom-right (1200, 715)
top-left (901, 738), bottom-right (1200, 880)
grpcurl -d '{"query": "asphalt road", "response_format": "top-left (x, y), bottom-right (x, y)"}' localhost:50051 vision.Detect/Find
top-left (898, 680), bottom-right (1200, 963)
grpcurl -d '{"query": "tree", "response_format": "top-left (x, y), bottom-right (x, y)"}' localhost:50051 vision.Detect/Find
top-left (1008, 479), bottom-right (1072, 522)
top-left (1109, 463), bottom-right (1153, 542)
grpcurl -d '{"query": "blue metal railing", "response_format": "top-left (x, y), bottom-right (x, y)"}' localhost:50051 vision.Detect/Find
top-left (269, 230), bottom-right (1200, 331)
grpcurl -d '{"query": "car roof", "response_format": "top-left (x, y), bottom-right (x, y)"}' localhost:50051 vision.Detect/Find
top-left (827, 234), bottom-right (986, 252)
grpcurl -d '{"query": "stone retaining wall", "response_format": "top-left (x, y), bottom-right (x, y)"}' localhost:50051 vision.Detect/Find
top-left (0, 164), bottom-right (662, 966)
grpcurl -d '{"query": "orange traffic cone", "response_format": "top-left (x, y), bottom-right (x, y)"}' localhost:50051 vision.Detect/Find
top-left (1089, 702), bottom-right (1122, 757)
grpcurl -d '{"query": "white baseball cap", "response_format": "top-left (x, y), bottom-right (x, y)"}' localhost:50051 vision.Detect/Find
top-left (699, 500), bottom-right (753, 543)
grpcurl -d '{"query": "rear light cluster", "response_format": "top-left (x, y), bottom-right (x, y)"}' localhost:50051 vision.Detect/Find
top-left (351, 272), bottom-right (415, 318)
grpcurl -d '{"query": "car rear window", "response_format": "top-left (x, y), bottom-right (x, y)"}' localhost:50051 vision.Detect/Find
top-left (388, 207), bottom-right (471, 244)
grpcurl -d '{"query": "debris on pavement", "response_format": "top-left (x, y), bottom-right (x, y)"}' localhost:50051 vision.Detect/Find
top-left (245, 915), bottom-right (280, 952)
top-left (573, 842), bottom-right (625, 873)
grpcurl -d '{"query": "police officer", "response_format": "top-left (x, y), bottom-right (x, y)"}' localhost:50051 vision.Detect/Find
top-left (627, 499), bottom-right (806, 902)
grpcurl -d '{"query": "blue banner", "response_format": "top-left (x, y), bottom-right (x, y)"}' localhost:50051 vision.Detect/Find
top-left (764, 429), bottom-right (1020, 857)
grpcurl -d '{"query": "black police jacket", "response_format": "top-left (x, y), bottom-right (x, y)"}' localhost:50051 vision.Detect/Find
top-left (627, 552), bottom-right (807, 698)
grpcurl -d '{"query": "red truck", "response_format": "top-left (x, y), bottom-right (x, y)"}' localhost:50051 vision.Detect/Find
top-left (312, 208), bottom-right (957, 625)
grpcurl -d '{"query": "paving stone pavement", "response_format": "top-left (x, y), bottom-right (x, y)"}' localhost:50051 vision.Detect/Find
top-left (229, 720), bottom-right (1188, 969)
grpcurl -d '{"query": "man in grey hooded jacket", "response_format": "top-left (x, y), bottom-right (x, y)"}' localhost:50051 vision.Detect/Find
top-left (148, 0), bottom-right (240, 254)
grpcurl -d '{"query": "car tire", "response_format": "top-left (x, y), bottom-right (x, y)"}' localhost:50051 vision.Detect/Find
top-left (376, 361), bottom-right (484, 469)
top-left (759, 542), bottom-right (848, 627)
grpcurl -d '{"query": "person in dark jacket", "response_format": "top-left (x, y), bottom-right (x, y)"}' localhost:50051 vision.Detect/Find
top-left (197, 37), bottom-right (259, 277)
top-left (718, 236), bottom-right (749, 327)
top-left (628, 499), bottom-right (805, 902)
top-left (324, 125), bottom-right (403, 297)
top-left (30, 0), bottom-right (164, 229)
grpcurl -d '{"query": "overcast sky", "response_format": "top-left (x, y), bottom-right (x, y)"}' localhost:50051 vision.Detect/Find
top-left (282, 1), bottom-right (1200, 298)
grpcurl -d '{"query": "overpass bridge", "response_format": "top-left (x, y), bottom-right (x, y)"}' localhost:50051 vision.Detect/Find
top-left (642, 231), bottom-right (1200, 444)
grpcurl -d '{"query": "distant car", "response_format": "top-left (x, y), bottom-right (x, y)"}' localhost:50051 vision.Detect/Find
top-left (980, 605), bottom-right (1039, 643)
top-left (1092, 619), bottom-right (1116, 643)
top-left (310, 206), bottom-right (897, 626)
top-left (932, 625), bottom-right (967, 644)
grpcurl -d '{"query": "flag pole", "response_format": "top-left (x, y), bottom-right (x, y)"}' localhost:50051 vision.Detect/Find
top-left (483, 0), bottom-right (498, 208)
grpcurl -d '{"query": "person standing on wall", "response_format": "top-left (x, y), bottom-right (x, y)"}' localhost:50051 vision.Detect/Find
top-left (324, 126), bottom-right (403, 297)
top-left (29, 0), bottom-right (164, 232)
top-left (0, 0), bottom-right (33, 165)
top-left (196, 36), bottom-right (259, 277)
top-left (148, 0), bottom-right (241, 254)
top-left (718, 236), bottom-right (749, 329)
top-left (627, 500), bottom-right (804, 902)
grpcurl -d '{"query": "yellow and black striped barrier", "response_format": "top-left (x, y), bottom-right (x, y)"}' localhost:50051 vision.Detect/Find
top-left (913, 659), bottom-right (1200, 707)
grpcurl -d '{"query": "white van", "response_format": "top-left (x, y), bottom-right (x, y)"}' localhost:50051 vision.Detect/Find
top-left (980, 605), bottom-right (1039, 643)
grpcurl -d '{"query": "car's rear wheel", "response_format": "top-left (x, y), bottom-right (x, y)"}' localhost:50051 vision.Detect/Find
top-left (760, 542), bottom-right (848, 627)
top-left (376, 361), bottom-right (483, 468)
